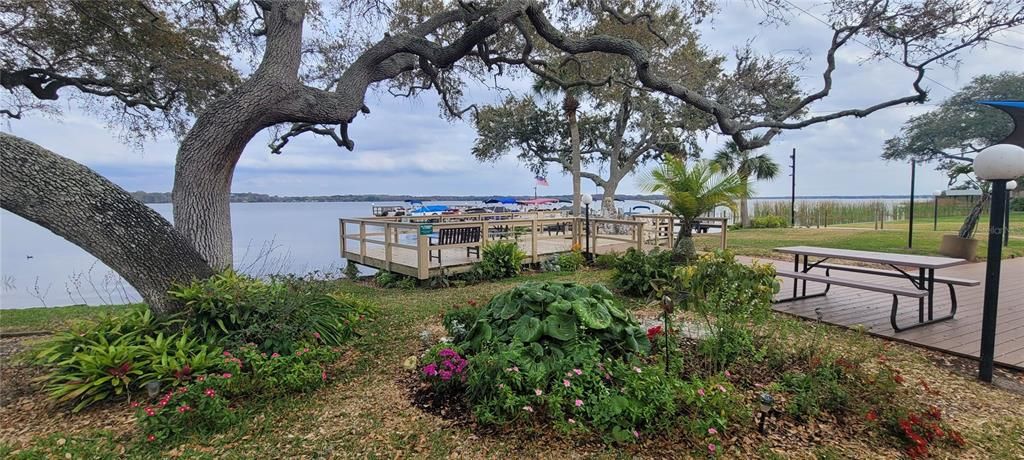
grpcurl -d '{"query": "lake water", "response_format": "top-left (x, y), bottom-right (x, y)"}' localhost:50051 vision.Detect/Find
top-left (0, 198), bottom-right (905, 309)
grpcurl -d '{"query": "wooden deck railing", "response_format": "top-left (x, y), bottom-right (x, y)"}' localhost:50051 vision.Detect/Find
top-left (341, 214), bottom-right (650, 279)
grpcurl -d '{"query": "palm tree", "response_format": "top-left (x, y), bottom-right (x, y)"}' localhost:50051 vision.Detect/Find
top-left (641, 157), bottom-right (749, 260)
top-left (713, 140), bottom-right (780, 227)
top-left (533, 75), bottom-right (586, 215)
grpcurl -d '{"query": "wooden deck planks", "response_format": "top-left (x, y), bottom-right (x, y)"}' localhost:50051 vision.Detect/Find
top-left (754, 256), bottom-right (1024, 369)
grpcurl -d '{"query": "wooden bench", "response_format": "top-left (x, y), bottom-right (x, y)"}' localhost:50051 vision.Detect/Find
top-left (544, 222), bottom-right (568, 236)
top-left (776, 270), bottom-right (931, 332)
top-left (429, 227), bottom-right (481, 263)
top-left (816, 263), bottom-right (980, 287)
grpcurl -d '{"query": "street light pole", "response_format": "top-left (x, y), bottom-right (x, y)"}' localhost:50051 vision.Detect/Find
top-left (790, 148), bottom-right (796, 227)
top-left (581, 194), bottom-right (593, 263)
top-left (908, 160), bottom-right (916, 249)
top-left (1006, 180), bottom-right (1018, 247)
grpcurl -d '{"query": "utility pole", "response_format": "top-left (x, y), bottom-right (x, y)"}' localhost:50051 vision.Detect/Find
top-left (908, 160), bottom-right (916, 249)
top-left (790, 148), bottom-right (796, 227)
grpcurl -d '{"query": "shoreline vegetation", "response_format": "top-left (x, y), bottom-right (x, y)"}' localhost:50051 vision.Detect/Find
top-left (129, 191), bottom-right (955, 204)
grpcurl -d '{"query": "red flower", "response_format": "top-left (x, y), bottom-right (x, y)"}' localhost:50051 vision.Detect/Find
top-left (144, 407), bottom-right (156, 417)
top-left (173, 365), bottom-right (192, 381)
top-left (205, 388), bottom-right (216, 398)
top-left (646, 325), bottom-right (663, 340)
top-left (893, 374), bottom-right (905, 384)
top-left (927, 406), bottom-right (942, 420)
top-left (177, 404), bottom-right (191, 413)
top-left (146, 434), bottom-right (156, 442)
top-left (468, 299), bottom-right (477, 307)
top-left (130, 401), bottom-right (140, 408)
top-left (865, 410), bottom-right (878, 422)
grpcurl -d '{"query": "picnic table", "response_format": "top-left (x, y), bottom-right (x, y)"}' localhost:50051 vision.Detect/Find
top-left (773, 246), bottom-right (979, 332)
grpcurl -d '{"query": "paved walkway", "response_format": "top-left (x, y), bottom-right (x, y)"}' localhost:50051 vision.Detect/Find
top-left (750, 256), bottom-right (1024, 370)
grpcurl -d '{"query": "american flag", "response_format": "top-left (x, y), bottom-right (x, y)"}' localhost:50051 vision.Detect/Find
top-left (535, 175), bottom-right (549, 186)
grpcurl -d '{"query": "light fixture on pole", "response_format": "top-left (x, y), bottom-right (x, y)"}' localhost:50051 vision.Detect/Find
top-left (933, 190), bottom-right (942, 231)
top-left (974, 145), bottom-right (1024, 382)
top-left (908, 160), bottom-right (916, 248)
top-left (581, 193), bottom-right (593, 263)
top-left (975, 100), bottom-right (1024, 383)
top-left (1006, 180), bottom-right (1018, 248)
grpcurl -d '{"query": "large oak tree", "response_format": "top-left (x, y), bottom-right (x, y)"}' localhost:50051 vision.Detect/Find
top-left (1, 0), bottom-right (1020, 313)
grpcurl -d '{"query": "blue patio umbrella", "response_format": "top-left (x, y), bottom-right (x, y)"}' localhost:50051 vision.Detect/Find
top-left (485, 196), bottom-right (520, 203)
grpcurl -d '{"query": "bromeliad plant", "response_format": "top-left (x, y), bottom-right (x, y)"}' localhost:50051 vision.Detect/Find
top-left (479, 241), bottom-right (527, 279)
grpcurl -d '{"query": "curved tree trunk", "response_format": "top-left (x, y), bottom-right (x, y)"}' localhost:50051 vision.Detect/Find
top-left (0, 134), bottom-right (214, 314)
top-left (958, 192), bottom-right (990, 239)
top-left (565, 95), bottom-right (582, 216)
top-left (673, 218), bottom-right (696, 261)
top-left (172, 1), bottom-right (307, 269)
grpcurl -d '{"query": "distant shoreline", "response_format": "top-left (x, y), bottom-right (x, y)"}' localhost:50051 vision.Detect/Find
top-left (131, 192), bottom-right (924, 204)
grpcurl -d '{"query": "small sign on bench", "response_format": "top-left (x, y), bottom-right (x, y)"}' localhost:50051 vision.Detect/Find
top-left (419, 224), bottom-right (433, 235)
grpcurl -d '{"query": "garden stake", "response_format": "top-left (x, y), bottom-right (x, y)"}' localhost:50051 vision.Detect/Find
top-left (758, 392), bottom-right (775, 434)
top-left (662, 295), bottom-right (673, 374)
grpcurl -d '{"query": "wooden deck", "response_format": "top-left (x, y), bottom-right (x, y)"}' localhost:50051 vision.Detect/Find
top-left (340, 213), bottom-right (720, 279)
top-left (758, 256), bottom-right (1024, 369)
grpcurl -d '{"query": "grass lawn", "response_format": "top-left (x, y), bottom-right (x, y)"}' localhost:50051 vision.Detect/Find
top-left (0, 303), bottom-right (137, 334)
top-left (695, 221), bottom-right (1024, 260)
top-left (3, 269), bottom-right (1024, 458)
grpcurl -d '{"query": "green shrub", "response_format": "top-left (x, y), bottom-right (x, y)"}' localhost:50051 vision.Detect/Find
top-left (169, 270), bottom-right (374, 354)
top-left (462, 281), bottom-right (649, 357)
top-left (780, 361), bottom-right (851, 421)
top-left (136, 331), bottom-right (224, 388)
top-left (556, 251), bottom-right (586, 272)
top-left (479, 241), bottom-right (527, 279)
top-left (750, 215), bottom-right (787, 228)
top-left (374, 270), bottom-right (415, 288)
top-left (611, 248), bottom-right (673, 297)
top-left (218, 344), bottom-right (338, 397)
top-left (1011, 197), bottom-right (1023, 212)
top-left (674, 250), bottom-right (778, 371)
top-left (134, 375), bottom-right (237, 443)
top-left (594, 252), bottom-right (619, 269)
top-left (442, 301), bottom-right (481, 342)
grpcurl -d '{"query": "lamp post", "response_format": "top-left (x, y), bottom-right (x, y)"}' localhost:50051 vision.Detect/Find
top-left (790, 148), bottom-right (796, 227)
top-left (908, 160), bottom-right (916, 248)
top-left (1007, 180), bottom-right (1018, 247)
top-left (581, 193), bottom-right (593, 263)
top-left (933, 190), bottom-right (942, 231)
top-left (974, 144), bottom-right (1024, 382)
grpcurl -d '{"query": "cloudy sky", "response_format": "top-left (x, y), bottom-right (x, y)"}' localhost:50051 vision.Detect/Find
top-left (4, 1), bottom-right (1024, 199)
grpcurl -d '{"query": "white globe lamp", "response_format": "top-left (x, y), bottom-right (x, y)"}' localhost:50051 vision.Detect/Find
top-left (973, 144), bottom-right (1024, 180)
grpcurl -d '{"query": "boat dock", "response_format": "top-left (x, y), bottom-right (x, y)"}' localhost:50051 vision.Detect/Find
top-left (339, 212), bottom-right (727, 279)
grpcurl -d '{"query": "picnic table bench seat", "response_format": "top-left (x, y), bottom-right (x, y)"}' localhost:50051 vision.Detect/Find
top-left (814, 263), bottom-right (980, 287)
top-left (776, 270), bottom-right (931, 332)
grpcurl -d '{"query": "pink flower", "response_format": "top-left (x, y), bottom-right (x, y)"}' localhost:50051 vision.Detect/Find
top-left (724, 370), bottom-right (732, 378)
top-left (716, 384), bottom-right (727, 393)
top-left (708, 427), bottom-right (718, 435)
top-left (145, 407), bottom-right (156, 417)
top-left (697, 388), bottom-right (705, 397)
top-left (506, 366), bottom-right (519, 373)
top-left (573, 368), bottom-right (582, 375)
top-left (523, 405), bottom-right (534, 413)
top-left (322, 370), bottom-right (327, 382)
top-left (633, 367), bottom-right (642, 373)
top-left (177, 404), bottom-right (191, 413)
top-left (130, 401), bottom-right (140, 408)
top-left (568, 418), bottom-right (575, 424)
top-left (178, 387), bottom-right (188, 394)
top-left (563, 379), bottom-right (571, 387)
top-left (534, 388), bottom-right (543, 396)
top-left (204, 388), bottom-right (216, 398)
top-left (633, 430), bottom-right (639, 438)
top-left (312, 332), bottom-right (321, 339)
top-left (222, 351), bottom-right (232, 357)
top-left (146, 434), bottom-right (156, 442)
top-left (196, 375), bottom-right (206, 382)
top-left (271, 352), bottom-right (280, 358)
top-left (754, 383), bottom-right (764, 388)
top-left (708, 444), bottom-right (716, 453)
top-left (222, 373), bottom-right (233, 379)
top-left (574, 399), bottom-right (583, 407)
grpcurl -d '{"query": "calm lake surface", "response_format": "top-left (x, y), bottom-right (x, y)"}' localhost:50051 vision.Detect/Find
top-left (0, 198), bottom-right (901, 309)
